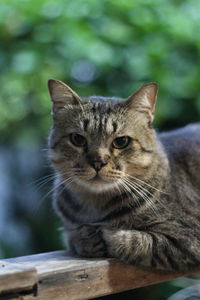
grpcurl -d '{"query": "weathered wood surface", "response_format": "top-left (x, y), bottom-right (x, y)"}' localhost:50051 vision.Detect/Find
top-left (0, 260), bottom-right (37, 294)
top-left (0, 250), bottom-right (200, 300)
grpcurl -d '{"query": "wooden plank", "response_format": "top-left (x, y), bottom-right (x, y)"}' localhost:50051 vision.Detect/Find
top-left (0, 260), bottom-right (37, 294)
top-left (2, 251), bottom-right (200, 300)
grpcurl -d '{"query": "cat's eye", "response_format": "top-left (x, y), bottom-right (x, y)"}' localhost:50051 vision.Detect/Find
top-left (69, 133), bottom-right (87, 147)
top-left (112, 136), bottom-right (130, 149)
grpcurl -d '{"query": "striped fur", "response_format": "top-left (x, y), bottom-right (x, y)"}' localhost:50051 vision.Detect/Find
top-left (48, 80), bottom-right (200, 271)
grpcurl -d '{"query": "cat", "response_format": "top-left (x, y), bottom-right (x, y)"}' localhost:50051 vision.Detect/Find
top-left (48, 79), bottom-right (200, 271)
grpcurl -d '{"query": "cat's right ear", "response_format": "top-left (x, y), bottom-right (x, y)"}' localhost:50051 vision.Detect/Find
top-left (125, 82), bottom-right (158, 122)
top-left (48, 79), bottom-right (82, 112)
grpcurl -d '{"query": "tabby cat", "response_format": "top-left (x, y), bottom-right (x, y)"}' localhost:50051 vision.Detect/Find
top-left (48, 79), bottom-right (200, 271)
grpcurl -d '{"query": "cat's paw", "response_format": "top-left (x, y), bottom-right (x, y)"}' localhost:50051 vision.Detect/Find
top-left (68, 225), bottom-right (107, 258)
top-left (103, 228), bottom-right (153, 266)
top-left (102, 228), bottom-right (136, 262)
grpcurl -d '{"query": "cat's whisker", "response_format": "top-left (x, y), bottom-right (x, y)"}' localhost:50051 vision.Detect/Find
top-left (34, 170), bottom-right (74, 191)
top-left (29, 172), bottom-right (57, 186)
top-left (117, 180), bottom-right (132, 204)
top-left (56, 177), bottom-right (75, 199)
top-left (126, 178), bottom-right (166, 210)
top-left (33, 177), bottom-right (56, 192)
top-left (114, 181), bottom-right (125, 204)
top-left (123, 178), bottom-right (159, 216)
top-left (116, 181), bottom-right (134, 209)
top-left (119, 180), bottom-right (141, 209)
top-left (29, 174), bottom-right (64, 195)
top-left (125, 181), bottom-right (147, 209)
top-left (32, 174), bottom-right (74, 216)
top-left (31, 169), bottom-right (72, 186)
top-left (125, 177), bottom-right (157, 200)
top-left (124, 179), bottom-right (152, 211)
top-left (126, 174), bottom-right (168, 194)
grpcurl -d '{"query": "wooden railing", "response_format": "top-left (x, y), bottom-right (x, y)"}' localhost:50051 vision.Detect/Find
top-left (0, 251), bottom-right (199, 299)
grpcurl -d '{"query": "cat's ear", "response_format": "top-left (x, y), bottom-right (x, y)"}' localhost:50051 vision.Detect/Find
top-left (48, 79), bottom-right (82, 112)
top-left (126, 82), bottom-right (158, 122)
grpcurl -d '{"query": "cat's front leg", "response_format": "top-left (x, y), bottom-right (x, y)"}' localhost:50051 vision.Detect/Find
top-left (102, 228), bottom-right (200, 271)
top-left (102, 228), bottom-right (153, 267)
top-left (64, 225), bottom-right (107, 258)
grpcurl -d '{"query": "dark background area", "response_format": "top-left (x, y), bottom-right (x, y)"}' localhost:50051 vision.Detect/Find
top-left (0, 0), bottom-right (200, 299)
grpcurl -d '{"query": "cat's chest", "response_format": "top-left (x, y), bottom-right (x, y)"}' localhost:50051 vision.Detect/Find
top-left (57, 195), bottom-right (103, 226)
top-left (58, 191), bottom-right (168, 230)
top-left (79, 205), bottom-right (102, 223)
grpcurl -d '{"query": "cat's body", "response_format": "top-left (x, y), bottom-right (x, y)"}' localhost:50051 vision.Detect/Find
top-left (48, 79), bottom-right (200, 271)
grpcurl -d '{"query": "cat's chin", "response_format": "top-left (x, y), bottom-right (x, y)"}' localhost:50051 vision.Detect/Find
top-left (75, 177), bottom-right (118, 194)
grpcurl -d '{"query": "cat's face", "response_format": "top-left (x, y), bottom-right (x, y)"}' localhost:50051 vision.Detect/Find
top-left (48, 80), bottom-right (158, 193)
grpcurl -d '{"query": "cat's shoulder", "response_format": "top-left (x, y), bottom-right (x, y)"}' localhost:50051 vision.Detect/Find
top-left (158, 123), bottom-right (200, 142)
top-left (158, 123), bottom-right (200, 159)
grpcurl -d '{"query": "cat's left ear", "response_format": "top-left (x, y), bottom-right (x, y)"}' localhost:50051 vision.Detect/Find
top-left (48, 79), bottom-right (82, 112)
top-left (126, 82), bottom-right (158, 122)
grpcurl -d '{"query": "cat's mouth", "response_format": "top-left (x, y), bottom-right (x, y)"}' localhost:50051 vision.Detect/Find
top-left (90, 174), bottom-right (107, 183)
top-left (73, 172), bottom-right (121, 193)
top-left (71, 168), bottom-right (123, 192)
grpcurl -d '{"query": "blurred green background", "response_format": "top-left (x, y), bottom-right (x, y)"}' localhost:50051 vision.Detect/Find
top-left (0, 0), bottom-right (200, 299)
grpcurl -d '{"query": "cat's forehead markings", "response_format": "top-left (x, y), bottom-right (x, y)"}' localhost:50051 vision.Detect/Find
top-left (83, 119), bottom-right (89, 132)
top-left (112, 122), bottom-right (117, 133)
top-left (105, 117), bottom-right (116, 135)
top-left (77, 99), bottom-right (122, 135)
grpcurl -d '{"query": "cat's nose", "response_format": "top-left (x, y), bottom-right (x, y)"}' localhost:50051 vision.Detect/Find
top-left (89, 159), bottom-right (107, 172)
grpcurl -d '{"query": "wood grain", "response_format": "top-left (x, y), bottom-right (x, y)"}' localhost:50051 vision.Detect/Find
top-left (0, 260), bottom-right (37, 294)
top-left (1, 251), bottom-right (200, 299)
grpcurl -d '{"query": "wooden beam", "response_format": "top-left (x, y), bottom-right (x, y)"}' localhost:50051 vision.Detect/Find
top-left (0, 251), bottom-right (200, 299)
top-left (0, 260), bottom-right (37, 295)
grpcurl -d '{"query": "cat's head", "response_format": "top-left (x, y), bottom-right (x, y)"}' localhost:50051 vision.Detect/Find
top-left (48, 79), bottom-right (158, 194)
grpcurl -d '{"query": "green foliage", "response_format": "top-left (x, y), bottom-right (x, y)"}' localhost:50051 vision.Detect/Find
top-left (1, 0), bottom-right (200, 146)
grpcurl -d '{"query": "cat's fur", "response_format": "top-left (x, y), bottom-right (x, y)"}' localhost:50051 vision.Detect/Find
top-left (48, 79), bottom-right (200, 271)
